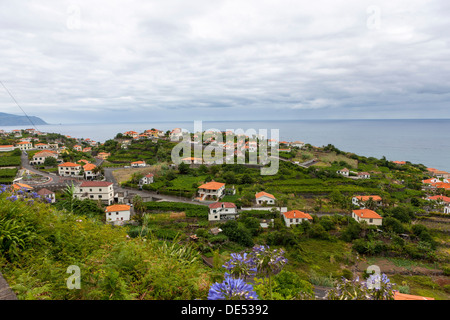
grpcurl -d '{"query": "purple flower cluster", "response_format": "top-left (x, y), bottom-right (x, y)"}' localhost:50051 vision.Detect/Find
top-left (1, 185), bottom-right (51, 205)
top-left (222, 252), bottom-right (257, 280)
top-left (207, 274), bottom-right (259, 300)
top-left (208, 244), bottom-right (288, 300)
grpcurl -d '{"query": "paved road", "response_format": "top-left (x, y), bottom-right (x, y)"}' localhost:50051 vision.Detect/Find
top-left (103, 166), bottom-right (209, 205)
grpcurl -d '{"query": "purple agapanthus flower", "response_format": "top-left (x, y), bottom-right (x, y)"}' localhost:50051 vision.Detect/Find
top-left (208, 275), bottom-right (259, 300)
top-left (251, 245), bottom-right (288, 277)
top-left (30, 192), bottom-right (40, 199)
top-left (223, 252), bottom-right (257, 280)
top-left (6, 195), bottom-right (18, 202)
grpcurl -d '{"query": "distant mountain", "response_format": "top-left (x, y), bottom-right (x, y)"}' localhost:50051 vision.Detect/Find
top-left (0, 112), bottom-right (48, 126)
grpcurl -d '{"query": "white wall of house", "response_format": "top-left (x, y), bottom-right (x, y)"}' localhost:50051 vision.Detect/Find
top-left (256, 195), bottom-right (275, 205)
top-left (208, 207), bottom-right (238, 221)
top-left (283, 216), bottom-right (310, 228)
top-left (58, 166), bottom-right (81, 176)
top-left (139, 175), bottom-right (154, 186)
top-left (198, 186), bottom-right (225, 200)
top-left (351, 212), bottom-right (383, 226)
top-left (75, 185), bottom-right (114, 205)
top-left (106, 210), bottom-right (131, 225)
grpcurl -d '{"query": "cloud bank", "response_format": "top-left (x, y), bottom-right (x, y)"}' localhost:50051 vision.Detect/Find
top-left (0, 0), bottom-right (449, 123)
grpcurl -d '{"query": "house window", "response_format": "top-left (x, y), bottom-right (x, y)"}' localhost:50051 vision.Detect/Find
top-left (369, 219), bottom-right (373, 223)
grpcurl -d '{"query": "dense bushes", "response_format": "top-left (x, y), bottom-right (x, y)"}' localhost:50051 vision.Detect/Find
top-left (0, 191), bottom-right (211, 300)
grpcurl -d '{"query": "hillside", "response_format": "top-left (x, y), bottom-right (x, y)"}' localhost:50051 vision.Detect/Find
top-left (0, 112), bottom-right (47, 126)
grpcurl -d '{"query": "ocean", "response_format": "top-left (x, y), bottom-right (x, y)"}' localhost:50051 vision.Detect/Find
top-left (2, 119), bottom-right (450, 172)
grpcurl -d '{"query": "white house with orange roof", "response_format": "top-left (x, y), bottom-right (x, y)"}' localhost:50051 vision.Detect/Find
top-left (97, 152), bottom-right (110, 160)
top-left (83, 163), bottom-right (98, 180)
top-left (352, 195), bottom-right (383, 208)
top-left (352, 209), bottom-right (383, 226)
top-left (255, 191), bottom-right (276, 205)
top-left (131, 160), bottom-right (146, 168)
top-left (35, 143), bottom-right (49, 150)
top-left (73, 145), bottom-right (82, 151)
top-left (426, 195), bottom-right (450, 214)
top-left (58, 162), bottom-right (82, 177)
top-left (197, 181), bottom-right (226, 201)
top-left (16, 141), bottom-right (33, 151)
top-left (123, 131), bottom-right (139, 138)
top-left (105, 204), bottom-right (131, 226)
top-left (0, 145), bottom-right (16, 152)
top-left (282, 210), bottom-right (312, 227)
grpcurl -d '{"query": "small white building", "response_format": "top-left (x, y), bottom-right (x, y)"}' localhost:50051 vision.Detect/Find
top-left (37, 188), bottom-right (56, 203)
top-left (282, 210), bottom-right (312, 227)
top-left (208, 202), bottom-right (238, 221)
top-left (352, 209), bottom-right (383, 226)
top-left (139, 173), bottom-right (154, 187)
top-left (35, 143), bottom-right (49, 150)
top-left (105, 204), bottom-right (131, 226)
top-left (291, 141), bottom-right (305, 148)
top-left (255, 191), bottom-right (276, 205)
top-left (357, 172), bottom-right (371, 179)
top-left (337, 168), bottom-right (349, 177)
top-left (74, 181), bottom-right (114, 205)
top-left (131, 160), bottom-right (146, 168)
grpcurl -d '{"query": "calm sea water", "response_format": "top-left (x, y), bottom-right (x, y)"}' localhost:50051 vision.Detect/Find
top-left (2, 119), bottom-right (450, 172)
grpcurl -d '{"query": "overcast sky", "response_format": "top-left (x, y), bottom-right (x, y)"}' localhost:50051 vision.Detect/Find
top-left (0, 0), bottom-right (449, 124)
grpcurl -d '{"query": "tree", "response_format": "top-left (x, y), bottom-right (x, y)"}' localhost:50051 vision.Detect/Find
top-left (132, 195), bottom-right (146, 221)
top-left (43, 156), bottom-right (58, 167)
top-left (178, 162), bottom-right (190, 174)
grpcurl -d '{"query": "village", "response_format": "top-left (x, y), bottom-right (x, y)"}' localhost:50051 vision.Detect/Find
top-left (1, 126), bottom-right (450, 300)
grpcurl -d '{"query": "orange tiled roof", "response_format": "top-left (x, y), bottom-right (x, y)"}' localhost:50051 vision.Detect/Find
top-left (427, 195), bottom-right (450, 203)
top-left (353, 209), bottom-right (382, 219)
top-left (255, 191), bottom-right (275, 200)
top-left (355, 195), bottom-right (382, 202)
top-left (83, 163), bottom-right (97, 171)
top-left (283, 210), bottom-right (312, 220)
top-left (105, 204), bottom-right (131, 212)
top-left (12, 183), bottom-right (33, 190)
top-left (393, 291), bottom-right (434, 300)
top-left (198, 181), bottom-right (225, 190)
top-left (58, 162), bottom-right (81, 167)
top-left (435, 182), bottom-right (450, 189)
